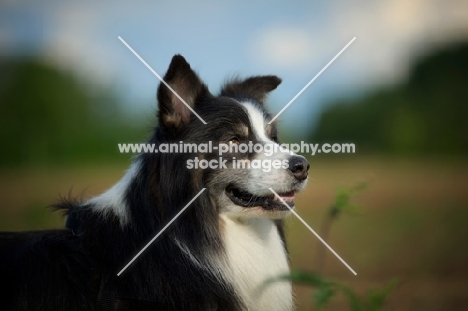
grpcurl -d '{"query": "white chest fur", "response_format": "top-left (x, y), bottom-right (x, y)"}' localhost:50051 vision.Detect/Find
top-left (220, 215), bottom-right (293, 311)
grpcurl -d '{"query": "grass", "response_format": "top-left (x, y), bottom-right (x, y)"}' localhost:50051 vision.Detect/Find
top-left (289, 157), bottom-right (468, 310)
top-left (0, 157), bottom-right (467, 310)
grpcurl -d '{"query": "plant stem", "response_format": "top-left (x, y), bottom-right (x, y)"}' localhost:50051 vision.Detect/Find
top-left (315, 208), bottom-right (336, 275)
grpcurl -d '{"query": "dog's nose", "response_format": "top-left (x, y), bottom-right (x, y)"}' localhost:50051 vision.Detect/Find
top-left (288, 156), bottom-right (310, 181)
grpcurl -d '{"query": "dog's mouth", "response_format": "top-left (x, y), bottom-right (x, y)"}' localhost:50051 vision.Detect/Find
top-left (226, 185), bottom-right (295, 210)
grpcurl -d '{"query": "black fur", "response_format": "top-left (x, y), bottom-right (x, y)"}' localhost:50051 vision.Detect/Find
top-left (0, 55), bottom-right (286, 310)
top-left (0, 230), bottom-right (96, 310)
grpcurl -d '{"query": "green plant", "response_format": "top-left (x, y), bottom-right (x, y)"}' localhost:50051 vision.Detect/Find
top-left (315, 181), bottom-right (368, 274)
top-left (261, 269), bottom-right (397, 311)
top-left (260, 181), bottom-right (397, 310)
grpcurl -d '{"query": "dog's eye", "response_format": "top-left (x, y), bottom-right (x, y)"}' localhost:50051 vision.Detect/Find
top-left (228, 137), bottom-right (240, 144)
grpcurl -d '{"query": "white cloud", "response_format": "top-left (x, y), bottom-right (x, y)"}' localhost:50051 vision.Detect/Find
top-left (3, 0), bottom-right (468, 123)
top-left (247, 0), bottom-right (468, 90)
top-left (247, 26), bottom-right (319, 70)
top-left (39, 2), bottom-right (120, 85)
top-left (323, 0), bottom-right (468, 85)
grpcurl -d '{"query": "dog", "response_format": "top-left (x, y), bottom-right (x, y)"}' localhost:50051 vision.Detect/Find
top-left (0, 55), bottom-right (309, 310)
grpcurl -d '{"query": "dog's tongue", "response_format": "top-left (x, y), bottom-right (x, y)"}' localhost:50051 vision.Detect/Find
top-left (276, 191), bottom-right (295, 202)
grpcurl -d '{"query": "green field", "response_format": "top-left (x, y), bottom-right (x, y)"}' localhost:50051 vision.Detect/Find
top-left (1, 158), bottom-right (467, 310)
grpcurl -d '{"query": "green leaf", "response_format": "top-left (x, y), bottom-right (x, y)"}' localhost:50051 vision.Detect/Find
top-left (314, 285), bottom-right (336, 310)
top-left (366, 279), bottom-right (398, 311)
top-left (331, 181), bottom-right (369, 216)
top-left (340, 285), bottom-right (363, 311)
top-left (289, 270), bottom-right (330, 287)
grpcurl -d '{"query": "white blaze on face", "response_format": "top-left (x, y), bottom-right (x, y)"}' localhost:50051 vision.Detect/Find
top-left (241, 101), bottom-right (271, 143)
top-left (240, 101), bottom-right (293, 195)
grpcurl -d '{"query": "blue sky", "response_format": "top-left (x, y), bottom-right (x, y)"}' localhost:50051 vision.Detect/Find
top-left (1, 0), bottom-right (467, 134)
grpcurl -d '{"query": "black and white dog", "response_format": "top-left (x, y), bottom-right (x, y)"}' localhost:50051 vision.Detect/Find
top-left (0, 55), bottom-right (309, 310)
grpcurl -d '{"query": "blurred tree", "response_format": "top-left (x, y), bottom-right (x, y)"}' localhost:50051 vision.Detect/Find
top-left (311, 41), bottom-right (468, 156)
top-left (0, 58), bottom-right (146, 167)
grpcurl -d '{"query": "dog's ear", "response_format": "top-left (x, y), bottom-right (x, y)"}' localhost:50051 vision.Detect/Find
top-left (157, 55), bottom-right (208, 131)
top-left (220, 75), bottom-right (281, 104)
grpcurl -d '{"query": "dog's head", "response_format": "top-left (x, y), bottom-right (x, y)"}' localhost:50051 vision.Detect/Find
top-left (156, 55), bottom-right (309, 220)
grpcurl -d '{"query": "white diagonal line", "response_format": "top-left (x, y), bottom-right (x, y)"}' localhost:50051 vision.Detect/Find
top-left (268, 37), bottom-right (356, 124)
top-left (118, 36), bottom-right (207, 125)
top-left (117, 188), bottom-right (206, 276)
top-left (268, 188), bottom-right (357, 275)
